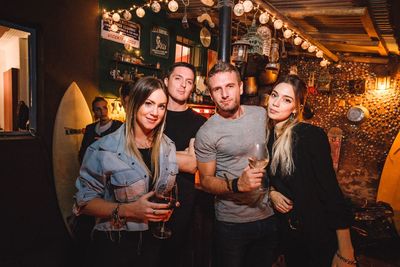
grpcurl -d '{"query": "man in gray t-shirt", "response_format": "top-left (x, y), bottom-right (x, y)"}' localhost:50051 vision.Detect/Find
top-left (195, 61), bottom-right (277, 267)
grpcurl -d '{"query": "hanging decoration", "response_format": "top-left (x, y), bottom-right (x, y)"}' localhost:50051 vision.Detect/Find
top-left (243, 17), bottom-right (263, 55)
top-left (231, 0), bottom-right (331, 66)
top-left (257, 25), bottom-right (272, 57)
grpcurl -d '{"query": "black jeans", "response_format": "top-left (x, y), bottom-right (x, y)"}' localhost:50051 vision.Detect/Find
top-left (215, 215), bottom-right (278, 267)
top-left (85, 230), bottom-right (161, 267)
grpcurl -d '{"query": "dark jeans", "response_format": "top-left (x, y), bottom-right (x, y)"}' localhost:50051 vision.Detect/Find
top-left (215, 215), bottom-right (278, 267)
top-left (85, 230), bottom-right (161, 267)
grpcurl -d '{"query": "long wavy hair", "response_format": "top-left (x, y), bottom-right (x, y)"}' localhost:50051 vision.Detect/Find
top-left (125, 77), bottom-right (168, 183)
top-left (267, 74), bottom-right (307, 176)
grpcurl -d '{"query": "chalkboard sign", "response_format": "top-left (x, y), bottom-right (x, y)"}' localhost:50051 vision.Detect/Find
top-left (150, 26), bottom-right (169, 58)
top-left (101, 19), bottom-right (140, 48)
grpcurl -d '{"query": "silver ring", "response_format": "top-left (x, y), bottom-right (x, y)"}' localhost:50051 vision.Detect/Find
top-left (152, 209), bottom-right (157, 215)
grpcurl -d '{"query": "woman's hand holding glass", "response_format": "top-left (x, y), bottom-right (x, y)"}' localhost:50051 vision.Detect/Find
top-left (151, 182), bottom-right (179, 239)
top-left (119, 191), bottom-right (172, 222)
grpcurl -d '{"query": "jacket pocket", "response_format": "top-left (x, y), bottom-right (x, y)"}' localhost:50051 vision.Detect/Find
top-left (110, 169), bottom-right (146, 202)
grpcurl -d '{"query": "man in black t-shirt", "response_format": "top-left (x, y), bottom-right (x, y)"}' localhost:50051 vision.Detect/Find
top-left (160, 62), bottom-right (214, 267)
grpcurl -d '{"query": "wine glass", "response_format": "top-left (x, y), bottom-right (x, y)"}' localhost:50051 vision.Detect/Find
top-left (151, 182), bottom-right (179, 239)
top-left (248, 142), bottom-right (269, 192)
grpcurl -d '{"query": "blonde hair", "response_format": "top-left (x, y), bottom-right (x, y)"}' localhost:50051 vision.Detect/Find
top-left (267, 75), bottom-right (307, 176)
top-left (125, 77), bottom-right (168, 184)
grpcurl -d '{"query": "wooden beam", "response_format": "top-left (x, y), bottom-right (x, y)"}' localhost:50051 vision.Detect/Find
top-left (323, 41), bottom-right (379, 53)
top-left (360, 9), bottom-right (389, 56)
top-left (252, 0), bottom-right (339, 62)
top-left (342, 56), bottom-right (389, 64)
top-left (282, 7), bottom-right (367, 18)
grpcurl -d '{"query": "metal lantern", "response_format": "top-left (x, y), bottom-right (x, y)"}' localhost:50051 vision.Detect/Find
top-left (231, 39), bottom-right (251, 65)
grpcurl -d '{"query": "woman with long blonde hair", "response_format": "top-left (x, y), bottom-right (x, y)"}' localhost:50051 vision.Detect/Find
top-left (267, 75), bottom-right (356, 267)
top-left (74, 77), bottom-right (178, 267)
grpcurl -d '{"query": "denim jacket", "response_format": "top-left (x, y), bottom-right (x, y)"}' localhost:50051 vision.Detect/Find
top-left (74, 124), bottom-right (178, 232)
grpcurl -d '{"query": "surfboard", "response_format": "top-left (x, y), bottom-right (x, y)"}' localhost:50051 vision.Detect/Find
top-left (377, 131), bottom-right (400, 233)
top-left (52, 82), bottom-right (92, 235)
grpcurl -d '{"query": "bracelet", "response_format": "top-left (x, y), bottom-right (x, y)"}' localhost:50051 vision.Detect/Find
top-left (111, 203), bottom-right (126, 229)
top-left (232, 178), bottom-right (240, 193)
top-left (224, 174), bottom-right (233, 192)
top-left (336, 251), bottom-right (357, 265)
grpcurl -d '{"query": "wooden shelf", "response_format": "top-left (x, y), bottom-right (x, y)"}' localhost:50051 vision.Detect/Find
top-left (112, 59), bottom-right (161, 71)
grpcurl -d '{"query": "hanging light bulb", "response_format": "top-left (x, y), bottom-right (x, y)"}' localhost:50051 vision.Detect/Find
top-left (307, 45), bottom-right (317, 53)
top-left (151, 1), bottom-right (161, 13)
top-left (136, 7), bottom-right (145, 18)
top-left (316, 50), bottom-right (324, 58)
top-left (102, 12), bottom-right (110, 20)
top-left (123, 10), bottom-right (132, 20)
top-left (110, 24), bottom-right (119, 32)
top-left (168, 0), bottom-right (179, 12)
top-left (301, 41), bottom-right (310, 50)
top-left (243, 0), bottom-right (253, 13)
top-left (259, 12), bottom-right (269, 24)
top-left (273, 19), bottom-right (283, 30)
top-left (320, 59), bottom-right (329, 67)
top-left (233, 3), bottom-right (245, 16)
top-left (283, 29), bottom-right (292, 39)
top-left (112, 13), bottom-right (121, 22)
top-left (294, 36), bottom-right (302, 46)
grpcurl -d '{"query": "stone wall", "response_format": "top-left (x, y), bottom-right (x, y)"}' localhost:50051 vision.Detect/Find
top-left (254, 57), bottom-right (400, 202)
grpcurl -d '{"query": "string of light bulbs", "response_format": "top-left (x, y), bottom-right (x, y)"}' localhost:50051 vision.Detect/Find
top-left (103, 0), bottom-right (331, 67)
top-left (233, 0), bottom-right (330, 67)
top-left (102, 0), bottom-right (180, 32)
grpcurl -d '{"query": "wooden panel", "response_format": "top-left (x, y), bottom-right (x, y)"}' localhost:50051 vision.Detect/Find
top-left (3, 68), bottom-right (19, 131)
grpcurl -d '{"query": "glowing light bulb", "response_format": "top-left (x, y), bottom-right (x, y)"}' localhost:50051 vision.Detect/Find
top-left (283, 29), bottom-right (292, 39)
top-left (136, 7), bottom-right (145, 18)
top-left (123, 10), bottom-right (132, 20)
top-left (151, 1), bottom-right (161, 13)
top-left (110, 24), bottom-right (119, 32)
top-left (301, 41), bottom-right (310, 50)
top-left (168, 0), bottom-right (179, 12)
top-left (112, 13), bottom-right (121, 22)
top-left (233, 3), bottom-right (245, 16)
top-left (243, 0), bottom-right (253, 13)
top-left (259, 12), bottom-right (269, 24)
top-left (294, 36), bottom-right (302, 45)
top-left (273, 19), bottom-right (283, 30)
top-left (307, 45), bottom-right (316, 53)
top-left (316, 50), bottom-right (324, 58)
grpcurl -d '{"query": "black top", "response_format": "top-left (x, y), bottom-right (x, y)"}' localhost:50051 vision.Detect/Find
top-left (268, 122), bottom-right (353, 247)
top-left (78, 120), bottom-right (123, 164)
top-left (164, 108), bottom-right (207, 182)
top-left (139, 148), bottom-right (153, 189)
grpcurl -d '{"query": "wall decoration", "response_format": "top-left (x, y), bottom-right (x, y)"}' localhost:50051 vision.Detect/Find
top-left (279, 57), bottom-right (400, 203)
top-left (101, 19), bottom-right (140, 48)
top-left (150, 26), bottom-right (169, 58)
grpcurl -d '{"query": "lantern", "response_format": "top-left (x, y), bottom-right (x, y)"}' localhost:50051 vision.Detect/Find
top-left (231, 39), bottom-right (251, 65)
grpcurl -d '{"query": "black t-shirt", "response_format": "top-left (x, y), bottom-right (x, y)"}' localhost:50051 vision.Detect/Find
top-left (164, 108), bottom-right (207, 182)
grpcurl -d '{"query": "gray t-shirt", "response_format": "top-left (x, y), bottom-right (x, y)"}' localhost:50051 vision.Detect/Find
top-left (195, 105), bottom-right (274, 223)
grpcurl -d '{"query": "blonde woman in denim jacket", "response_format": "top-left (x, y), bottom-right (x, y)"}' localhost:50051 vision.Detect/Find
top-left (74, 77), bottom-right (179, 267)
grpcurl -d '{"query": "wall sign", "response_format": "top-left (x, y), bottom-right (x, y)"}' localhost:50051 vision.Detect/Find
top-left (101, 19), bottom-right (140, 48)
top-left (150, 26), bottom-right (169, 58)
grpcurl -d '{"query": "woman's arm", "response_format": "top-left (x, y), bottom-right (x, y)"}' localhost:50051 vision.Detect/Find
top-left (81, 192), bottom-right (171, 222)
top-left (332, 228), bottom-right (357, 266)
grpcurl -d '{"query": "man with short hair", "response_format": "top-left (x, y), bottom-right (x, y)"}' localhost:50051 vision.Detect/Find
top-left (78, 96), bottom-right (122, 164)
top-left (195, 61), bottom-right (277, 267)
top-left (160, 62), bottom-right (213, 267)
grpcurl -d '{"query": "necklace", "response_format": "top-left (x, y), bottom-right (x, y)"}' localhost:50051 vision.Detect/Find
top-left (135, 137), bottom-right (152, 149)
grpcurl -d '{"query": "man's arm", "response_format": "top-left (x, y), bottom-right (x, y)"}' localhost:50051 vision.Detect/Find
top-left (197, 160), bottom-right (230, 194)
top-left (197, 160), bottom-right (265, 195)
top-left (176, 138), bottom-right (197, 174)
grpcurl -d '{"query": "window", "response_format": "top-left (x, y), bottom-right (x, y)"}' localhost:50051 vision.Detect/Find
top-left (0, 21), bottom-right (37, 135)
top-left (175, 36), bottom-right (203, 70)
